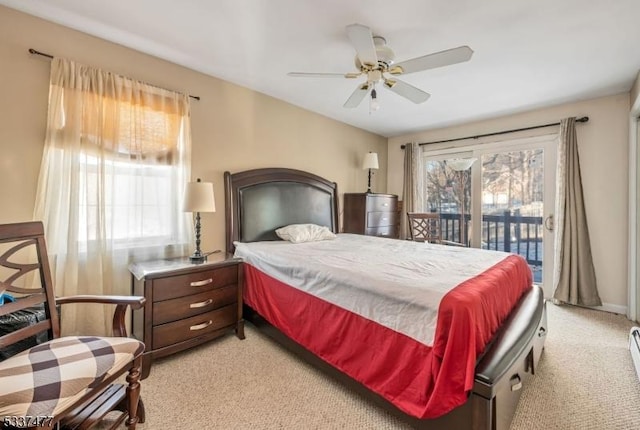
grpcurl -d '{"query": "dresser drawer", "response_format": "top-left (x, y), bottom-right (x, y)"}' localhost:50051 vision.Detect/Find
top-left (153, 265), bottom-right (238, 302)
top-left (152, 284), bottom-right (237, 325)
top-left (367, 196), bottom-right (397, 212)
top-left (153, 304), bottom-right (238, 349)
top-left (366, 225), bottom-right (396, 238)
top-left (367, 211), bottom-right (396, 227)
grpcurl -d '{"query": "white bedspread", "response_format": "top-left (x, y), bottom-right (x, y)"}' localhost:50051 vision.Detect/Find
top-left (234, 234), bottom-right (510, 346)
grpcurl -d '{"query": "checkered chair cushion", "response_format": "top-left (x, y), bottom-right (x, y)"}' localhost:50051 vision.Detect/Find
top-left (0, 336), bottom-right (144, 418)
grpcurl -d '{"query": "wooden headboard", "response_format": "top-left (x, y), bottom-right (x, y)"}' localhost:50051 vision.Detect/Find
top-left (224, 168), bottom-right (339, 254)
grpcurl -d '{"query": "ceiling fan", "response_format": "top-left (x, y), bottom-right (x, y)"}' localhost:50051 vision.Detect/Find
top-left (288, 23), bottom-right (473, 109)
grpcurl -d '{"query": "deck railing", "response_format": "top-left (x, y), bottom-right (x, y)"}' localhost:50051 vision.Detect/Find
top-left (439, 210), bottom-right (543, 267)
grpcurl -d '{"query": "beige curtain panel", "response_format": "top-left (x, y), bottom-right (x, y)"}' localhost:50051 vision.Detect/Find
top-left (552, 117), bottom-right (602, 306)
top-left (34, 57), bottom-right (193, 335)
top-left (400, 142), bottom-right (425, 239)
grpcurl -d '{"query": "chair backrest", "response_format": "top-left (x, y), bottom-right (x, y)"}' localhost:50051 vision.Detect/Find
top-left (407, 212), bottom-right (442, 243)
top-left (0, 222), bottom-right (59, 352)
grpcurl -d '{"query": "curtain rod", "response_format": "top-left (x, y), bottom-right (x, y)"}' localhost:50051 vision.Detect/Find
top-left (400, 116), bottom-right (589, 149)
top-left (28, 48), bottom-right (201, 101)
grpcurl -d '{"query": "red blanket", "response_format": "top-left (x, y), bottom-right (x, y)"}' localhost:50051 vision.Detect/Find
top-left (243, 254), bottom-right (531, 418)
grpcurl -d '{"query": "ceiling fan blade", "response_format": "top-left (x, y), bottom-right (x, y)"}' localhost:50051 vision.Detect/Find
top-left (346, 23), bottom-right (378, 68)
top-left (384, 79), bottom-right (430, 104)
top-left (343, 84), bottom-right (370, 108)
top-left (288, 72), bottom-right (360, 78)
top-left (391, 46), bottom-right (473, 75)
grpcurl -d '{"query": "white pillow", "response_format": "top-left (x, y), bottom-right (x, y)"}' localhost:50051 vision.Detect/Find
top-left (275, 223), bottom-right (336, 244)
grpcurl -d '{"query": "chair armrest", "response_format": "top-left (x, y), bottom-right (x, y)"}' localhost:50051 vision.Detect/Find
top-left (56, 295), bottom-right (146, 337)
top-left (56, 295), bottom-right (145, 309)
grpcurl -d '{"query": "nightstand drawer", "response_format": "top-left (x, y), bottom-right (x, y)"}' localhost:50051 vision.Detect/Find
top-left (367, 211), bottom-right (395, 227)
top-left (153, 265), bottom-right (238, 302)
top-left (152, 284), bottom-right (238, 325)
top-left (368, 196), bottom-right (397, 212)
top-left (153, 304), bottom-right (238, 349)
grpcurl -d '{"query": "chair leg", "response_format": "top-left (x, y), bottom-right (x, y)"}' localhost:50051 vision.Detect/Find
top-left (116, 397), bottom-right (145, 423)
top-left (125, 356), bottom-right (142, 429)
top-left (137, 398), bottom-right (146, 423)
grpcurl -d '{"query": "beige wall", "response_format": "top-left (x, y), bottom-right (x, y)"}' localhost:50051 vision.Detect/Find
top-left (388, 93), bottom-right (630, 310)
top-left (0, 6), bottom-right (387, 252)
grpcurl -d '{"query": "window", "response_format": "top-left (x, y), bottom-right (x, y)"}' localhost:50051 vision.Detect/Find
top-left (78, 156), bottom-right (179, 247)
top-left (36, 61), bottom-right (192, 252)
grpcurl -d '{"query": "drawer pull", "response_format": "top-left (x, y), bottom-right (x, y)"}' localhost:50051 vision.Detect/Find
top-left (510, 374), bottom-right (523, 392)
top-left (190, 298), bottom-right (214, 309)
top-left (190, 320), bottom-right (213, 331)
top-left (381, 217), bottom-right (388, 221)
top-left (190, 278), bottom-right (213, 287)
top-left (538, 326), bottom-right (547, 337)
top-left (383, 203), bottom-right (389, 207)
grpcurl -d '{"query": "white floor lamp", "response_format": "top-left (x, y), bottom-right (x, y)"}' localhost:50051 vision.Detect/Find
top-left (447, 158), bottom-right (477, 245)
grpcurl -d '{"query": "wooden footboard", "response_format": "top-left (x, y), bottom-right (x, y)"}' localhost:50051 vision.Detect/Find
top-left (245, 285), bottom-right (546, 430)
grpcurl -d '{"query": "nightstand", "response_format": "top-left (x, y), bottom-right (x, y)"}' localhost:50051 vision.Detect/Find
top-left (129, 254), bottom-right (244, 378)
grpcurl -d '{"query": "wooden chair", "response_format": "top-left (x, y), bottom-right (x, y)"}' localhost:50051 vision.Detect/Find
top-left (0, 221), bottom-right (145, 429)
top-left (407, 212), bottom-right (465, 246)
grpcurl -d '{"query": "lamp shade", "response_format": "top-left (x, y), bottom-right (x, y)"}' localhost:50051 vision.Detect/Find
top-left (447, 158), bottom-right (477, 171)
top-left (362, 152), bottom-right (379, 170)
top-left (183, 179), bottom-right (216, 213)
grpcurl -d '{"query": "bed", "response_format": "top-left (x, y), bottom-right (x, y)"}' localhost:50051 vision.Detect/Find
top-left (224, 167), bottom-right (547, 430)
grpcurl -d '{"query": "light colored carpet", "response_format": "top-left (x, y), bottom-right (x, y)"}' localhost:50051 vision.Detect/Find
top-left (106, 303), bottom-right (640, 429)
top-left (510, 304), bottom-right (640, 430)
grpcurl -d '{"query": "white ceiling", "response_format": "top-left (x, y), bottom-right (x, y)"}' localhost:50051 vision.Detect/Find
top-left (3, 0), bottom-right (640, 137)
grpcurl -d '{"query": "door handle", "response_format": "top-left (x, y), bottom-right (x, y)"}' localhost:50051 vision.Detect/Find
top-left (544, 215), bottom-right (554, 231)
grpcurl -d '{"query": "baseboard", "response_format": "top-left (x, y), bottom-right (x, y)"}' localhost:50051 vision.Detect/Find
top-left (548, 299), bottom-right (627, 316)
top-left (589, 302), bottom-right (627, 315)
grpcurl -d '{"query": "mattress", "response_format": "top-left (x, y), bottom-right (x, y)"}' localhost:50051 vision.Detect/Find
top-left (235, 234), bottom-right (532, 418)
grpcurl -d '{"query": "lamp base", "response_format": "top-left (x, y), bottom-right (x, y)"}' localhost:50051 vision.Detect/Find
top-left (189, 253), bottom-right (207, 264)
top-left (366, 169), bottom-right (374, 194)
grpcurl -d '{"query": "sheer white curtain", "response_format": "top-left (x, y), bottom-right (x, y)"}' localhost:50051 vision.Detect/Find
top-left (400, 142), bottom-right (425, 239)
top-left (33, 58), bottom-right (193, 335)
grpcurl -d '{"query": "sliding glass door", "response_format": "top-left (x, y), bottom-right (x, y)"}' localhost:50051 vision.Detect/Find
top-left (424, 136), bottom-right (557, 294)
top-left (479, 148), bottom-right (546, 285)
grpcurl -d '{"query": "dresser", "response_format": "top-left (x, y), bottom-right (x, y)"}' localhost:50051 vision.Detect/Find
top-left (129, 255), bottom-right (244, 378)
top-left (343, 193), bottom-right (399, 238)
